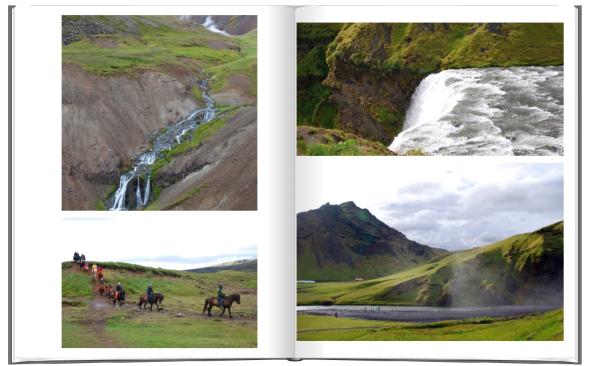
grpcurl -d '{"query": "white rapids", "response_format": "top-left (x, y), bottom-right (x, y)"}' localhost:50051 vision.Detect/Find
top-left (389, 66), bottom-right (563, 156)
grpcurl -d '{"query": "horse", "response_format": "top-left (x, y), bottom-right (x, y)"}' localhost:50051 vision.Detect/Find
top-left (138, 293), bottom-right (164, 311)
top-left (105, 285), bottom-right (114, 299)
top-left (113, 291), bottom-right (125, 307)
top-left (202, 294), bottom-right (241, 318)
top-left (97, 271), bottom-right (104, 283)
top-left (97, 284), bottom-right (106, 295)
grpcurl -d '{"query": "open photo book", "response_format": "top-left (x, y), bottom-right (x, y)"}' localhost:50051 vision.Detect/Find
top-left (9, 1), bottom-right (581, 363)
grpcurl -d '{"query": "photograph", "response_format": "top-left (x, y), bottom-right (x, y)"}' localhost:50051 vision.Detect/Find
top-left (62, 15), bottom-right (257, 210)
top-left (297, 23), bottom-right (564, 156)
top-left (62, 242), bottom-right (257, 348)
top-left (297, 161), bottom-right (564, 341)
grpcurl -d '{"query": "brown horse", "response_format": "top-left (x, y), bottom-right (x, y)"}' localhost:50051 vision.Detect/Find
top-left (113, 291), bottom-right (125, 307)
top-left (97, 284), bottom-right (106, 295)
top-left (138, 293), bottom-right (164, 311)
top-left (106, 285), bottom-right (114, 299)
top-left (202, 294), bottom-right (241, 318)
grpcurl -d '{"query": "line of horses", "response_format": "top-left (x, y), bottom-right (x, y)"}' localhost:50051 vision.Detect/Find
top-left (73, 258), bottom-right (242, 318)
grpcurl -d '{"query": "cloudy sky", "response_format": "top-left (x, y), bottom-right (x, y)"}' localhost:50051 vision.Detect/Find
top-left (297, 159), bottom-right (563, 250)
top-left (61, 213), bottom-right (258, 270)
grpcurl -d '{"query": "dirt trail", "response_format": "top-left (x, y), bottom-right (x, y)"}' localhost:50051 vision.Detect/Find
top-left (82, 294), bottom-right (122, 347)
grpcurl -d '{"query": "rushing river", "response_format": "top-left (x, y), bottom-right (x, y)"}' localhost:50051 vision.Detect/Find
top-left (106, 80), bottom-right (215, 210)
top-left (297, 304), bottom-right (559, 323)
top-left (389, 66), bottom-right (563, 156)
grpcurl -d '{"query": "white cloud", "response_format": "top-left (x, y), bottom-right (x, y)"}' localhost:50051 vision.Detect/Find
top-left (297, 159), bottom-right (563, 250)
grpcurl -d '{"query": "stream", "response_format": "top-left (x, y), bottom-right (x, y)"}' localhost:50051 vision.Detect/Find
top-left (106, 79), bottom-right (215, 210)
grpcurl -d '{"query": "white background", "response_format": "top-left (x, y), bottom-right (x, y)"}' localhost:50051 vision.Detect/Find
top-left (1, 0), bottom-right (589, 365)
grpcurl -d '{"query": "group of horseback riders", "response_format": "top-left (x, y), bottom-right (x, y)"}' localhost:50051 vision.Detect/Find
top-left (71, 252), bottom-right (239, 316)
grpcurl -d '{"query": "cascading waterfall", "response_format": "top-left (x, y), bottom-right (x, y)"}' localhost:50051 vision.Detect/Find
top-left (106, 79), bottom-right (216, 210)
top-left (389, 66), bottom-right (564, 156)
top-left (202, 16), bottom-right (230, 36)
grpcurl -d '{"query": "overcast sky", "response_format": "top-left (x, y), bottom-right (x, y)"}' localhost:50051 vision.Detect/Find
top-left (62, 214), bottom-right (258, 270)
top-left (297, 160), bottom-right (563, 251)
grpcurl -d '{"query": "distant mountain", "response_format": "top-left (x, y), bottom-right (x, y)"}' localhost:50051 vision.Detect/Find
top-left (297, 201), bottom-right (446, 281)
top-left (298, 221), bottom-right (564, 307)
top-left (187, 259), bottom-right (257, 273)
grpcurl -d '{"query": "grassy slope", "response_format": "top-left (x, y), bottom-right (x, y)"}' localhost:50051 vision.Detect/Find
top-left (62, 16), bottom-right (257, 96)
top-left (297, 126), bottom-right (396, 156)
top-left (297, 309), bottom-right (563, 341)
top-left (298, 221), bottom-right (563, 306)
top-left (327, 23), bottom-right (564, 75)
top-left (62, 261), bottom-right (257, 348)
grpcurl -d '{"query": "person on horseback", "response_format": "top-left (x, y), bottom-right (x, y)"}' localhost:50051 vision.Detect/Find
top-left (146, 283), bottom-right (154, 303)
top-left (217, 284), bottom-right (225, 309)
top-left (80, 254), bottom-right (86, 262)
top-left (116, 282), bottom-right (125, 301)
top-left (73, 252), bottom-right (80, 262)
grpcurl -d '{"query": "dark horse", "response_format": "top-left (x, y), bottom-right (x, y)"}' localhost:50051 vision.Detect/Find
top-left (202, 294), bottom-right (241, 318)
top-left (138, 293), bottom-right (164, 311)
top-left (113, 290), bottom-right (125, 307)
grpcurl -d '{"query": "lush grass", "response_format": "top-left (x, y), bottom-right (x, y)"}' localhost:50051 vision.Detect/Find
top-left (62, 262), bottom-right (257, 347)
top-left (297, 126), bottom-right (395, 156)
top-left (297, 309), bottom-right (563, 341)
top-left (105, 314), bottom-right (256, 348)
top-left (63, 16), bottom-right (257, 98)
top-left (298, 221), bottom-right (563, 306)
top-left (62, 271), bottom-right (94, 298)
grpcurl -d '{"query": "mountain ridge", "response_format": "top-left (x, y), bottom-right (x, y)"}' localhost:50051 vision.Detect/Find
top-left (297, 201), bottom-right (447, 281)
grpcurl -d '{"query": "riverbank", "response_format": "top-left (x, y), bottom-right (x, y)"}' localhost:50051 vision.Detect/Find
top-left (298, 308), bottom-right (563, 341)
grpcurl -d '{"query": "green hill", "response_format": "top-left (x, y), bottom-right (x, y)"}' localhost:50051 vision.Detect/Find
top-left (62, 261), bottom-right (256, 348)
top-left (297, 201), bottom-right (447, 281)
top-left (298, 221), bottom-right (563, 306)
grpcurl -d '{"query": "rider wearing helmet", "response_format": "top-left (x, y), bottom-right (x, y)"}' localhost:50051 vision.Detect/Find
top-left (217, 284), bottom-right (225, 309)
top-left (116, 282), bottom-right (125, 301)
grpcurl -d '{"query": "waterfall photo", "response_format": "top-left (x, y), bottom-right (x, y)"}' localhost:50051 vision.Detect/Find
top-left (296, 160), bottom-right (564, 341)
top-left (296, 23), bottom-right (564, 156)
top-left (62, 240), bottom-right (257, 348)
top-left (62, 15), bottom-right (257, 210)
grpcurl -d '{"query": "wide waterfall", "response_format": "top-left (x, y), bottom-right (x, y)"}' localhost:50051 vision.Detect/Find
top-left (106, 79), bottom-right (216, 210)
top-left (389, 66), bottom-right (563, 156)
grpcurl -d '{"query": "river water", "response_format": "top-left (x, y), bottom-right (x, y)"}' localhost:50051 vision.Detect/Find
top-left (106, 80), bottom-right (215, 210)
top-left (297, 304), bottom-right (559, 322)
top-left (389, 66), bottom-right (563, 156)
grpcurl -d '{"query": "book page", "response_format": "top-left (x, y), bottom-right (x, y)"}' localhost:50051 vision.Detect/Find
top-left (11, 3), bottom-right (296, 361)
top-left (295, 4), bottom-right (578, 362)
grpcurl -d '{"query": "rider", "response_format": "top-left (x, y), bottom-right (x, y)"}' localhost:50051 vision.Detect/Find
top-left (116, 282), bottom-right (125, 301)
top-left (146, 283), bottom-right (154, 303)
top-left (80, 254), bottom-right (86, 262)
top-left (73, 252), bottom-right (80, 262)
top-left (217, 284), bottom-right (225, 309)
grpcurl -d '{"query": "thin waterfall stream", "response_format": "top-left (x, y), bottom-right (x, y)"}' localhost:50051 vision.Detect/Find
top-left (106, 79), bottom-right (216, 210)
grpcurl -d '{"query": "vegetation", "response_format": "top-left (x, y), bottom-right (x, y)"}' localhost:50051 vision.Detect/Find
top-left (62, 261), bottom-right (257, 348)
top-left (298, 309), bottom-right (563, 341)
top-left (62, 16), bottom-right (257, 97)
top-left (298, 221), bottom-right (563, 306)
top-left (297, 126), bottom-right (395, 156)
